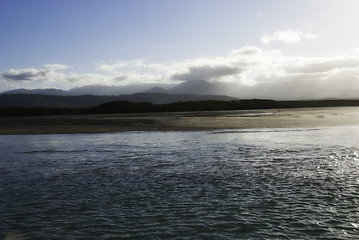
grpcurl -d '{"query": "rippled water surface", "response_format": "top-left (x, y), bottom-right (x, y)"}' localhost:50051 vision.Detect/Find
top-left (1, 127), bottom-right (359, 239)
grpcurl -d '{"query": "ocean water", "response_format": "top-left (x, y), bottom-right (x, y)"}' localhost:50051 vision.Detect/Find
top-left (1, 127), bottom-right (359, 239)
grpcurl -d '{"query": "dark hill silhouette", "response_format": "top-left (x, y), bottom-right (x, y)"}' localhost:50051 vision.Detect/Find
top-left (3, 99), bottom-right (359, 117)
top-left (0, 92), bottom-right (237, 108)
top-left (0, 80), bottom-right (249, 98)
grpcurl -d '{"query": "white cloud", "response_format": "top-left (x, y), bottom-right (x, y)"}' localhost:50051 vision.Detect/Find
top-left (261, 29), bottom-right (318, 44)
top-left (2, 46), bottom-right (359, 99)
top-left (90, 46), bottom-right (359, 90)
top-left (44, 64), bottom-right (68, 71)
top-left (95, 60), bottom-right (146, 72)
top-left (230, 46), bottom-right (262, 56)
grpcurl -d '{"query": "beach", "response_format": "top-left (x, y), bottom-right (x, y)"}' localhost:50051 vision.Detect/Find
top-left (0, 107), bottom-right (359, 135)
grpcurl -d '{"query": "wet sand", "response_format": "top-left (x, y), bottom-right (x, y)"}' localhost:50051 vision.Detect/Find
top-left (0, 107), bottom-right (359, 135)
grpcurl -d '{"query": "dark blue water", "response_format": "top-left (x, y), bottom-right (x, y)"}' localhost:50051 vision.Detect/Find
top-left (1, 127), bottom-right (359, 239)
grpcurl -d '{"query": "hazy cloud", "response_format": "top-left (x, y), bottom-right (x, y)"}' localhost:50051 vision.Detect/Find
top-left (114, 75), bottom-right (128, 82)
top-left (44, 64), bottom-right (68, 71)
top-left (286, 58), bottom-right (359, 73)
top-left (230, 46), bottom-right (263, 56)
top-left (172, 65), bottom-right (243, 81)
top-left (96, 62), bottom-right (127, 72)
top-left (261, 29), bottom-right (318, 44)
top-left (95, 60), bottom-right (147, 72)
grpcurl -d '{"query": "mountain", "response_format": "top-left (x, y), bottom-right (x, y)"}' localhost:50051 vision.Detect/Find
top-left (3, 88), bottom-right (67, 96)
top-left (167, 79), bottom-right (250, 97)
top-left (168, 80), bottom-right (215, 94)
top-left (120, 92), bottom-right (237, 104)
top-left (67, 83), bottom-right (175, 96)
top-left (0, 94), bottom-right (120, 108)
top-left (0, 80), bottom-right (248, 97)
top-left (0, 92), bottom-right (238, 108)
top-left (146, 86), bottom-right (167, 93)
top-left (3, 79), bottom-right (358, 100)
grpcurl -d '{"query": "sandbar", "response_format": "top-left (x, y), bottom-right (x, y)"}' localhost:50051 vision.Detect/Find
top-left (0, 107), bottom-right (359, 135)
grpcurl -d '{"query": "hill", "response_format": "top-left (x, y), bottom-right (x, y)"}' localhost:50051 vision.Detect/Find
top-left (0, 92), bottom-right (237, 108)
top-left (3, 99), bottom-right (359, 117)
top-left (91, 99), bottom-right (359, 114)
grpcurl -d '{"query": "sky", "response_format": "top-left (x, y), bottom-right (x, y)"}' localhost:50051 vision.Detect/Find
top-left (1, 0), bottom-right (359, 95)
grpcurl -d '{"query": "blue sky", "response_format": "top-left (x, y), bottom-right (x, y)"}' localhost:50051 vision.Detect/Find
top-left (1, 0), bottom-right (359, 93)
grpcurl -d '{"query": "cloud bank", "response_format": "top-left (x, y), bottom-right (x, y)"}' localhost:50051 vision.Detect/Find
top-left (261, 29), bottom-right (318, 44)
top-left (1, 45), bottom-right (359, 99)
top-left (172, 65), bottom-right (243, 81)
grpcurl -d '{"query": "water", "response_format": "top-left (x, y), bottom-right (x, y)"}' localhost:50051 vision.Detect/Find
top-left (1, 127), bottom-right (359, 239)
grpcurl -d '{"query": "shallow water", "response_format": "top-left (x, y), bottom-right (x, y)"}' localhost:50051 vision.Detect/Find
top-left (1, 127), bottom-right (359, 239)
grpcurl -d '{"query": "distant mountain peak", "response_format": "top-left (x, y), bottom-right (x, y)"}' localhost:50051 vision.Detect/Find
top-left (146, 86), bottom-right (166, 93)
top-left (66, 83), bottom-right (175, 96)
top-left (168, 80), bottom-right (214, 95)
top-left (0, 80), bottom-right (247, 98)
top-left (2, 88), bottom-right (66, 96)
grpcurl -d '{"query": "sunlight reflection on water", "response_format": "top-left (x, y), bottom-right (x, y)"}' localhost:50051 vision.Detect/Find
top-left (1, 127), bottom-right (359, 239)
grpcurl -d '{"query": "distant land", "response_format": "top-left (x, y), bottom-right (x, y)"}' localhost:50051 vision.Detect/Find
top-left (2, 79), bottom-right (359, 117)
top-left (0, 92), bottom-right (237, 108)
top-left (2, 99), bottom-right (359, 117)
top-left (2, 79), bottom-right (359, 99)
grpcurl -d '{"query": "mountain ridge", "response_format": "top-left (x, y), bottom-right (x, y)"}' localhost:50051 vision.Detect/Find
top-left (0, 92), bottom-right (238, 108)
top-left (1, 80), bottom-right (246, 97)
top-left (2, 79), bottom-right (359, 99)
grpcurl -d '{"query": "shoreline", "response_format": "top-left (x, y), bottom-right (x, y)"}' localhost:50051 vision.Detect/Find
top-left (1, 106), bottom-right (359, 135)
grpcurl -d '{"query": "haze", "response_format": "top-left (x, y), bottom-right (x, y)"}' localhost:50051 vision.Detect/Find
top-left (1, 0), bottom-right (359, 99)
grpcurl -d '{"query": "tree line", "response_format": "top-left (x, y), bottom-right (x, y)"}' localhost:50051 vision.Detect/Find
top-left (1, 99), bottom-right (359, 117)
